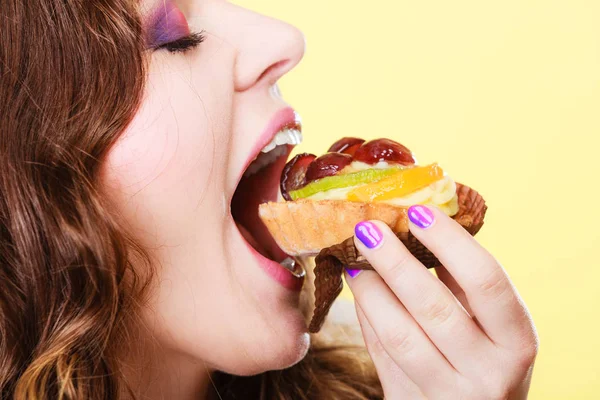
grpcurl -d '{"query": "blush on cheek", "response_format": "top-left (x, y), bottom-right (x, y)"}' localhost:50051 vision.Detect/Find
top-left (100, 127), bottom-right (179, 195)
top-left (145, 0), bottom-right (191, 48)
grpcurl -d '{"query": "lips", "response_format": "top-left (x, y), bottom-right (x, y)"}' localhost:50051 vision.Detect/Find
top-left (230, 107), bottom-right (305, 286)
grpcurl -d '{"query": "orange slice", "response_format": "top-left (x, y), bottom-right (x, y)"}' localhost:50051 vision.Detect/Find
top-left (347, 163), bottom-right (445, 202)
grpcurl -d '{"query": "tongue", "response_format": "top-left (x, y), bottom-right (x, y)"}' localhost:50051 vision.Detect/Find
top-left (232, 153), bottom-right (290, 262)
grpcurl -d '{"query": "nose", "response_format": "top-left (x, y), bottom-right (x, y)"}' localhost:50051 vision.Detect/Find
top-left (212, 3), bottom-right (306, 92)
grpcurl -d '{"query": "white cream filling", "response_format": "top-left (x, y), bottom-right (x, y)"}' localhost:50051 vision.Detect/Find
top-left (342, 160), bottom-right (405, 172)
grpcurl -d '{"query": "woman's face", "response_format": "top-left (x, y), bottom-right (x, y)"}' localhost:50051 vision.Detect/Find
top-left (101, 0), bottom-right (308, 375)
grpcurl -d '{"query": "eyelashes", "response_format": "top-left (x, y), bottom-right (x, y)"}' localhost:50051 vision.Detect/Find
top-left (155, 30), bottom-right (206, 54)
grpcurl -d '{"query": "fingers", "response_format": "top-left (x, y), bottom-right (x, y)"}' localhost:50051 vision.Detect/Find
top-left (344, 268), bottom-right (459, 397)
top-left (407, 205), bottom-right (537, 350)
top-left (354, 303), bottom-right (425, 399)
top-left (352, 220), bottom-right (492, 376)
top-left (435, 266), bottom-right (473, 316)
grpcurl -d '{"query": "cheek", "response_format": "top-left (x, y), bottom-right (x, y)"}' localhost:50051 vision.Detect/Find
top-left (104, 92), bottom-right (210, 194)
top-left (100, 55), bottom-right (233, 247)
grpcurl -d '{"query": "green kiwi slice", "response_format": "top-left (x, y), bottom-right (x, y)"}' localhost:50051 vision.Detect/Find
top-left (289, 167), bottom-right (402, 200)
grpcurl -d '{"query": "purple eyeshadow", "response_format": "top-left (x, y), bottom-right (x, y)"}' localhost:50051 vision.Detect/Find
top-left (145, 1), bottom-right (191, 48)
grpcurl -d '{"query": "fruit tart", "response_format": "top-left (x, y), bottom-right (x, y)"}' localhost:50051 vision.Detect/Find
top-left (258, 137), bottom-right (487, 332)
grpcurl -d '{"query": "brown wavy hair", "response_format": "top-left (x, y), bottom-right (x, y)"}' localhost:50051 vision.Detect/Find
top-left (0, 1), bottom-right (383, 399)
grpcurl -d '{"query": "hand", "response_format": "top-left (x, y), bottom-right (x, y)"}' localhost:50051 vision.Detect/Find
top-left (345, 205), bottom-right (538, 399)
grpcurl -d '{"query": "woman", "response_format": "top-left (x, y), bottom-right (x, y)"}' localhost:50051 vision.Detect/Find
top-left (0, 0), bottom-right (538, 398)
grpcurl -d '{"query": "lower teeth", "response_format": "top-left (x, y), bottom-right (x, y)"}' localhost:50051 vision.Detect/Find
top-left (279, 257), bottom-right (305, 278)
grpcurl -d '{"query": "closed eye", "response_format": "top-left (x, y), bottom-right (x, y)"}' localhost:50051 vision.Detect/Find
top-left (155, 31), bottom-right (205, 54)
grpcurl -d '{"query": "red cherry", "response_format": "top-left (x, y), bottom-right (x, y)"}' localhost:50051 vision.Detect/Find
top-left (305, 153), bottom-right (353, 183)
top-left (353, 139), bottom-right (415, 165)
top-left (327, 137), bottom-right (366, 156)
top-left (280, 153), bottom-right (317, 201)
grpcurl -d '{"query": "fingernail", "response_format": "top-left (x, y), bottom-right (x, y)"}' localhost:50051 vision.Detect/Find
top-left (408, 205), bottom-right (435, 229)
top-left (355, 221), bottom-right (384, 249)
top-left (345, 269), bottom-right (362, 279)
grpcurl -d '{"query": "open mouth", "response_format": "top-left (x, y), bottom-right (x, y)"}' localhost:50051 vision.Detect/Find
top-left (231, 118), bottom-right (305, 279)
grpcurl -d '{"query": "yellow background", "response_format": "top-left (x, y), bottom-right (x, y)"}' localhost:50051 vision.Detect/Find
top-left (236, 1), bottom-right (600, 398)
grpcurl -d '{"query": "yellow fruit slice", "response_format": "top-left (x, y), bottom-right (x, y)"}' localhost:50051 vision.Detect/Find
top-left (347, 164), bottom-right (445, 202)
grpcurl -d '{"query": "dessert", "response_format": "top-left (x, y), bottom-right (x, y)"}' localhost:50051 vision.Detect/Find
top-left (258, 137), bottom-right (487, 332)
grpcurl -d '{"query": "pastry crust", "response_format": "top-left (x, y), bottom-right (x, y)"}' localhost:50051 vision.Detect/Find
top-left (258, 200), bottom-right (408, 256)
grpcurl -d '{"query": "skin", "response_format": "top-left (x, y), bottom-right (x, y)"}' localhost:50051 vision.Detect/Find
top-left (100, 1), bottom-right (537, 398)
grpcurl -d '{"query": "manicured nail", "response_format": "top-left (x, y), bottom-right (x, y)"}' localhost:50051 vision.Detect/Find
top-left (345, 269), bottom-right (362, 279)
top-left (408, 205), bottom-right (435, 229)
top-left (355, 221), bottom-right (384, 249)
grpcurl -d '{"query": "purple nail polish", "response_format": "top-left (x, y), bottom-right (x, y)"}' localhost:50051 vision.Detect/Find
top-left (408, 205), bottom-right (435, 229)
top-left (355, 221), bottom-right (384, 249)
top-left (345, 269), bottom-right (362, 278)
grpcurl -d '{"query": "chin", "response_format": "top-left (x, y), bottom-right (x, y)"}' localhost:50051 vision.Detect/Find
top-left (222, 321), bottom-right (311, 377)
top-left (268, 331), bottom-right (311, 371)
top-left (257, 333), bottom-right (311, 376)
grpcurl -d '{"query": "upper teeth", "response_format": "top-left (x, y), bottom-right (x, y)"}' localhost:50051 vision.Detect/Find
top-left (243, 127), bottom-right (303, 178)
top-left (261, 127), bottom-right (303, 153)
top-left (243, 145), bottom-right (287, 177)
